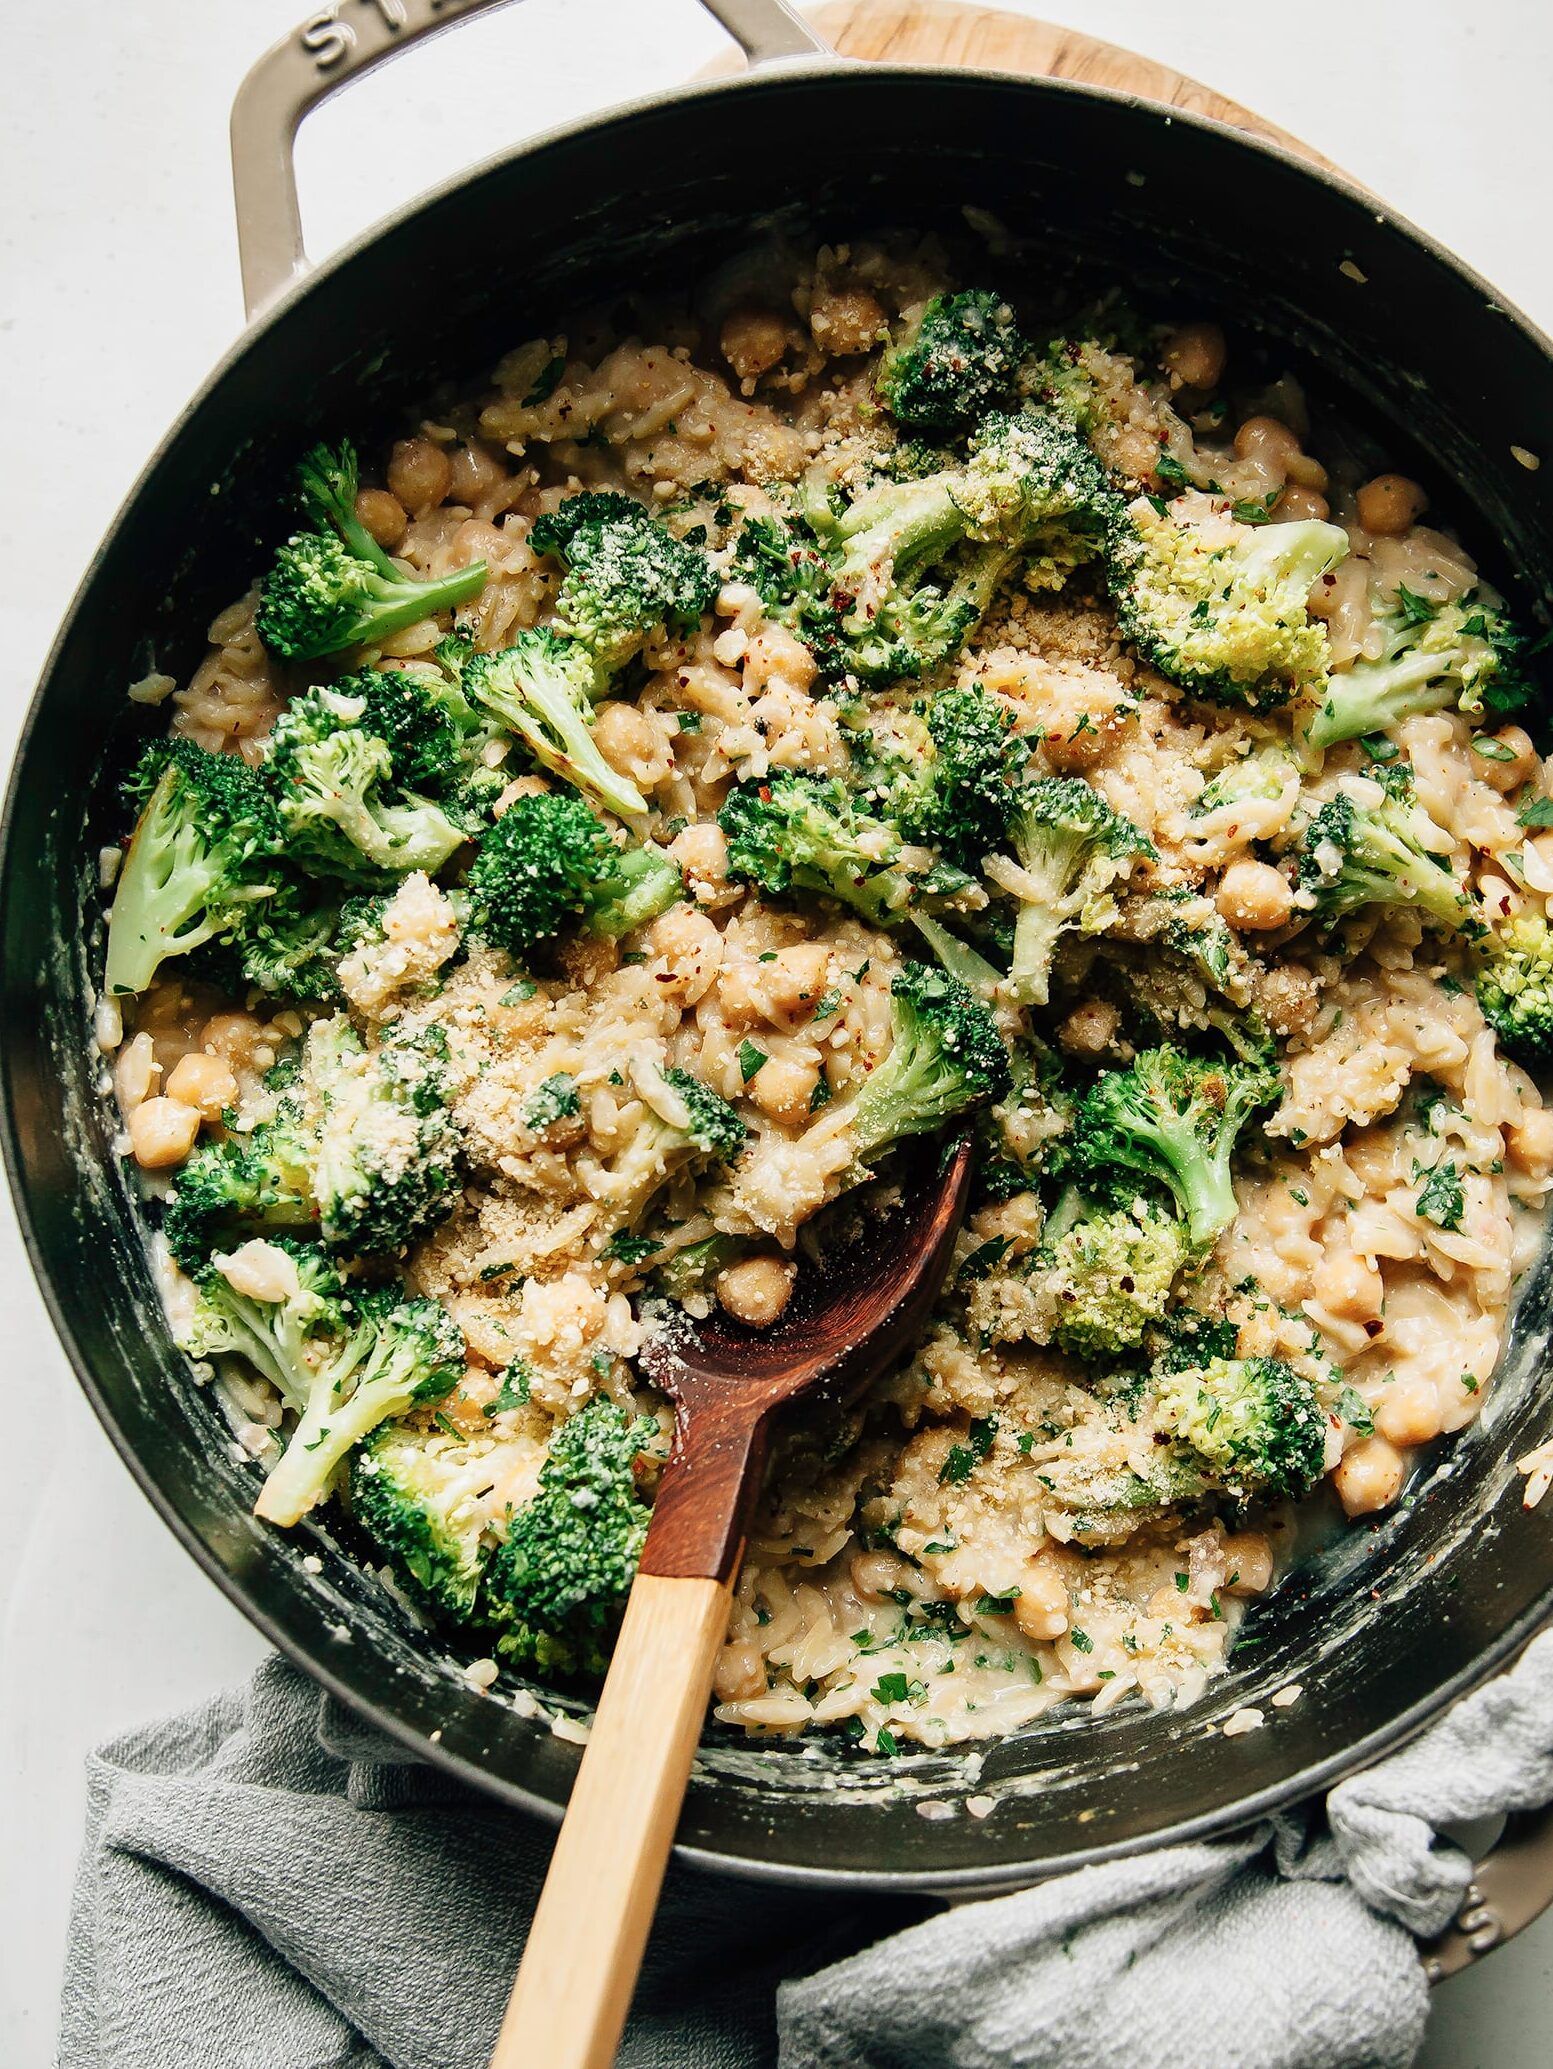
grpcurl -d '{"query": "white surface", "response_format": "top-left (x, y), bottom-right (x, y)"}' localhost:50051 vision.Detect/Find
top-left (1, 1), bottom-right (1551, 2060)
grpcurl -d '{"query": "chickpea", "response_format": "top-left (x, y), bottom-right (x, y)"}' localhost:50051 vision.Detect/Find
top-left (643, 905), bottom-right (722, 1005)
top-left (668, 820), bottom-right (729, 901)
top-left (971, 1191), bottom-right (1045, 1259)
top-left (808, 286), bottom-right (886, 358)
top-left (761, 944), bottom-right (831, 1019)
top-left (743, 623), bottom-right (818, 695)
top-left (198, 1012), bottom-right (266, 1072)
top-left (1356, 473), bottom-right (1428, 537)
top-left (164, 1051), bottom-right (239, 1123)
top-left (713, 1639), bottom-right (768, 1703)
top-left (448, 517), bottom-right (507, 570)
top-left (1255, 961), bottom-right (1319, 1041)
top-left (127, 1097), bottom-right (200, 1169)
top-left (747, 1053), bottom-right (821, 1127)
top-left (716, 1254), bottom-right (797, 1328)
top-left (354, 486), bottom-right (407, 550)
top-left (1275, 484), bottom-right (1331, 522)
top-left (1161, 321), bottom-right (1226, 391)
top-left (1058, 999), bottom-right (1120, 1058)
top-left (1477, 726), bottom-right (1540, 794)
top-left (593, 699), bottom-right (663, 780)
top-left (448, 440), bottom-right (508, 509)
top-left (387, 436), bottom-right (452, 516)
top-left (1233, 415), bottom-right (1302, 475)
top-left (1221, 1532), bottom-right (1274, 1595)
top-left (113, 1031), bottom-right (161, 1116)
top-left (1374, 1377), bottom-right (1444, 1448)
top-left (1507, 1107), bottom-right (1553, 1179)
top-left (216, 1238), bottom-right (301, 1304)
top-left (1311, 1246), bottom-right (1384, 1324)
top-left (719, 306), bottom-right (789, 383)
top-left (1334, 1435), bottom-right (1405, 1516)
top-left (1012, 1561), bottom-right (1070, 1642)
top-left (1216, 859), bottom-right (1294, 931)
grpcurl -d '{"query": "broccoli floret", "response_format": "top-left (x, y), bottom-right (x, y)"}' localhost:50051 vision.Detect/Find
top-left (844, 962), bottom-right (1011, 1164)
top-left (649, 1232), bottom-right (743, 1303)
top-left (728, 513), bottom-right (850, 680)
top-left (1305, 590), bottom-right (1533, 747)
top-left (1477, 911), bottom-right (1553, 1066)
top-left (1108, 495), bottom-right (1349, 710)
top-left (482, 1396), bottom-right (654, 1677)
top-left (174, 1239), bottom-right (350, 1397)
top-left (841, 684), bottom-right (1024, 866)
top-left (229, 882), bottom-right (348, 1003)
top-left (264, 684), bottom-right (468, 883)
top-left (461, 629), bottom-right (649, 820)
top-left (592, 1063), bottom-right (745, 1237)
top-left (1153, 1356), bottom-right (1325, 1500)
top-left (465, 791), bottom-right (682, 963)
top-left (719, 770), bottom-right (974, 928)
top-left (162, 1115), bottom-right (317, 1265)
top-left (1149, 1303), bottom-right (1241, 1373)
top-left (996, 776), bottom-right (1156, 1005)
top-left (1191, 746), bottom-right (1300, 819)
top-left (351, 1422), bottom-right (522, 1620)
top-left (1294, 769), bottom-right (1474, 933)
top-left (337, 665), bottom-right (490, 793)
top-left (529, 490), bottom-right (718, 679)
top-left (256, 443), bottom-right (488, 661)
top-left (1036, 1189), bottom-right (1193, 1359)
top-left (305, 1016), bottom-right (462, 1253)
top-left (876, 289), bottom-right (1026, 433)
top-left (105, 740), bottom-right (282, 997)
top-left (1071, 1044), bottom-right (1279, 1251)
top-left (254, 1285), bottom-right (465, 1527)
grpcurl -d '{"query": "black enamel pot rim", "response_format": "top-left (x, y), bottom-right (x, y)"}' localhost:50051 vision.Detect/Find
top-left (7, 54), bottom-right (1553, 1892)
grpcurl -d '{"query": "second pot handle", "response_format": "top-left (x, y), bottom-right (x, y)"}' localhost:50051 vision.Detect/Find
top-left (229, 0), bottom-right (830, 320)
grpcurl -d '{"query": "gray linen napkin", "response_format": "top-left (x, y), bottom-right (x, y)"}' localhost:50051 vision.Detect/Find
top-left (60, 1631), bottom-right (1553, 2069)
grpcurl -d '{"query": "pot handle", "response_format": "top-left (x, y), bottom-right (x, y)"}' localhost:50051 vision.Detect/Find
top-left (229, 0), bottom-right (830, 320)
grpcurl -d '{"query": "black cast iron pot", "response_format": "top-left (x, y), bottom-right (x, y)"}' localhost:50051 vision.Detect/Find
top-left (7, 0), bottom-right (1553, 1895)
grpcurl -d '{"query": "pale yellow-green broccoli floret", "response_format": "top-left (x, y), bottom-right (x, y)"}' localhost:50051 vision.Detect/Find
top-left (1109, 496), bottom-right (1349, 711)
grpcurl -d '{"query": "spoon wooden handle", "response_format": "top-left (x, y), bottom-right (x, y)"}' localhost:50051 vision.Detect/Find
top-left (489, 1570), bottom-right (733, 2068)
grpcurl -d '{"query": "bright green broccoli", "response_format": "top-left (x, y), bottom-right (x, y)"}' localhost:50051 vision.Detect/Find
top-left (995, 776), bottom-right (1156, 1005)
top-left (851, 683), bottom-right (1027, 868)
top-left (729, 513), bottom-right (850, 680)
top-left (1037, 1189), bottom-right (1193, 1359)
top-left (482, 1396), bottom-right (654, 1676)
top-left (173, 1238), bottom-right (349, 1394)
top-left (1477, 912), bottom-right (1553, 1066)
top-left (593, 1064), bottom-right (745, 1237)
top-left (305, 1016), bottom-right (462, 1254)
top-left (465, 791), bottom-right (682, 963)
top-left (254, 1284), bottom-right (465, 1527)
top-left (1108, 495), bottom-right (1349, 710)
top-left (824, 410), bottom-right (1117, 682)
top-left (105, 740), bottom-right (282, 997)
top-left (1305, 589), bottom-right (1533, 747)
top-left (229, 882), bottom-right (349, 1003)
top-left (337, 665), bottom-right (490, 793)
top-left (842, 962), bottom-right (1011, 1164)
top-left (351, 1422), bottom-right (523, 1620)
top-left (876, 289), bottom-right (1026, 433)
top-left (256, 443), bottom-right (488, 662)
top-left (1071, 1044), bottom-right (1280, 1251)
top-left (719, 770), bottom-right (974, 928)
top-left (529, 489), bottom-right (719, 679)
top-left (1293, 768), bottom-right (1474, 933)
top-left (1153, 1355), bottom-right (1326, 1500)
top-left (461, 630), bottom-right (649, 820)
top-left (264, 684), bottom-right (468, 883)
top-left (162, 1114), bottom-right (317, 1265)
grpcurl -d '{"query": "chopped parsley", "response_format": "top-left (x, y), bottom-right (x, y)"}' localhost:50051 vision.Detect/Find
top-left (1416, 1161), bottom-right (1466, 1232)
top-left (525, 1072), bottom-right (580, 1129)
top-left (738, 1040), bottom-right (767, 1082)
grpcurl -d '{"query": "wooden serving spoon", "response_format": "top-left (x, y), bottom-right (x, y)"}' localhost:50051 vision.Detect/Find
top-left (491, 1133), bottom-right (975, 2069)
